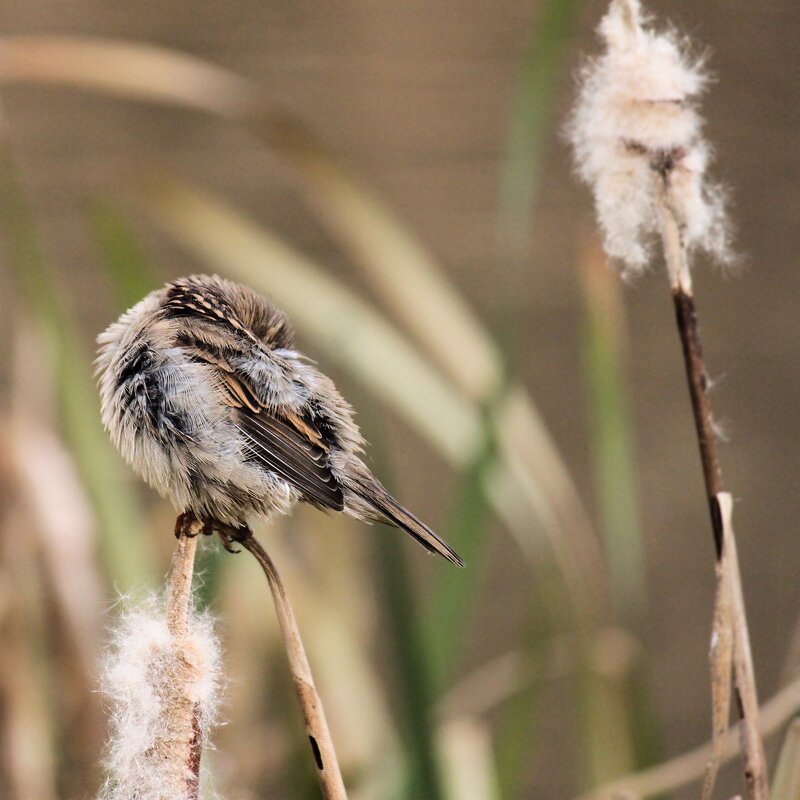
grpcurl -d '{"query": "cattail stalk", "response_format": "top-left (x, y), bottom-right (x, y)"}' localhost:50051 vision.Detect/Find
top-left (157, 532), bottom-right (203, 798)
top-left (718, 495), bottom-right (766, 800)
top-left (657, 198), bottom-right (722, 538)
top-left (580, 670), bottom-right (800, 800)
top-left (656, 152), bottom-right (767, 800)
top-left (98, 526), bottom-right (220, 800)
top-left (568, 1), bottom-right (767, 797)
top-left (241, 535), bottom-right (348, 800)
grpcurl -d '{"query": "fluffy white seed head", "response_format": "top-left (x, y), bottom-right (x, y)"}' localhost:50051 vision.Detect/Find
top-left (567, 0), bottom-right (731, 277)
top-left (97, 598), bottom-right (222, 800)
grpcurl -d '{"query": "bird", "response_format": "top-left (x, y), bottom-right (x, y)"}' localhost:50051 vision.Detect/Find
top-left (96, 273), bottom-right (463, 566)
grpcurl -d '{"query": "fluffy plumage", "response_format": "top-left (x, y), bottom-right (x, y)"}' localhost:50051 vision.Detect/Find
top-left (97, 274), bottom-right (463, 566)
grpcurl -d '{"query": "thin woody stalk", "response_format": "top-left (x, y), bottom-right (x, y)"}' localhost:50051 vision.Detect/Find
top-left (656, 200), bottom-right (723, 549)
top-left (578, 669), bottom-right (800, 800)
top-left (656, 194), bottom-right (767, 799)
top-left (241, 536), bottom-right (348, 800)
top-left (161, 531), bottom-right (203, 799)
top-left (568, 2), bottom-right (768, 797)
top-left (99, 524), bottom-right (221, 800)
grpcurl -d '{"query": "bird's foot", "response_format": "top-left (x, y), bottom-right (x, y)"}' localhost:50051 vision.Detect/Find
top-left (214, 522), bottom-right (253, 554)
top-left (175, 510), bottom-right (207, 539)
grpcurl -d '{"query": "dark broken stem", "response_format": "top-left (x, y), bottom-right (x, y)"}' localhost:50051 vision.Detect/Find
top-left (656, 198), bottom-right (768, 800)
top-left (672, 289), bottom-right (724, 555)
top-left (239, 535), bottom-right (348, 800)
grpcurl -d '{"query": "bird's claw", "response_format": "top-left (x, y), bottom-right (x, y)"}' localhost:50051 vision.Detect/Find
top-left (175, 511), bottom-right (207, 539)
top-left (216, 522), bottom-right (253, 554)
top-left (175, 513), bottom-right (251, 553)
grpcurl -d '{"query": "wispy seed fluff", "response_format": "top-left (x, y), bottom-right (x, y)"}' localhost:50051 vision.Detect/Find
top-left (98, 599), bottom-right (222, 800)
top-left (567, 0), bottom-right (731, 276)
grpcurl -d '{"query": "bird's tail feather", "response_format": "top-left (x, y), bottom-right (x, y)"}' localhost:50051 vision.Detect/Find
top-left (372, 491), bottom-right (464, 567)
top-left (345, 459), bottom-right (464, 566)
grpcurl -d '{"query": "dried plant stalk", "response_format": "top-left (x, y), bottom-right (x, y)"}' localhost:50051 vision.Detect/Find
top-left (157, 532), bottom-right (203, 798)
top-left (656, 201), bottom-right (722, 543)
top-left (702, 496), bottom-right (734, 800)
top-left (658, 198), bottom-right (768, 800)
top-left (241, 535), bottom-right (348, 800)
top-left (579, 671), bottom-right (800, 800)
top-left (718, 495), bottom-right (767, 800)
top-left (568, 2), bottom-right (767, 796)
top-left (98, 527), bottom-right (220, 800)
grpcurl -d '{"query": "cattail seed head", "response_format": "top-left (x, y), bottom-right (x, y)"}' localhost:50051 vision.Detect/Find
top-left (97, 598), bottom-right (222, 800)
top-left (567, 0), bottom-right (732, 277)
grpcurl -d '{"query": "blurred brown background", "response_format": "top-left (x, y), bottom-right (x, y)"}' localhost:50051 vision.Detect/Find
top-left (2, 1), bottom-right (800, 798)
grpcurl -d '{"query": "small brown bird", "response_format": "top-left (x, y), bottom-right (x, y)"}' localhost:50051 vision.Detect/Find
top-left (97, 274), bottom-right (463, 566)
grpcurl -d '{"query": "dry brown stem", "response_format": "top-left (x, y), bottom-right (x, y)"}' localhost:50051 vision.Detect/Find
top-left (703, 507), bottom-right (735, 800)
top-left (720, 496), bottom-right (768, 800)
top-left (154, 531), bottom-right (203, 800)
top-left (241, 535), bottom-right (348, 800)
top-left (656, 194), bottom-right (767, 800)
top-left (578, 670), bottom-right (800, 800)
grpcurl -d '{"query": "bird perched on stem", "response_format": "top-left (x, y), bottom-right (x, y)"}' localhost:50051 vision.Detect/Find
top-left (97, 274), bottom-right (463, 566)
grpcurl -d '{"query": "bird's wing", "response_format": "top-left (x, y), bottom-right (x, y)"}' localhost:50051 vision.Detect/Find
top-left (186, 341), bottom-right (344, 511)
top-left (233, 405), bottom-right (344, 511)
